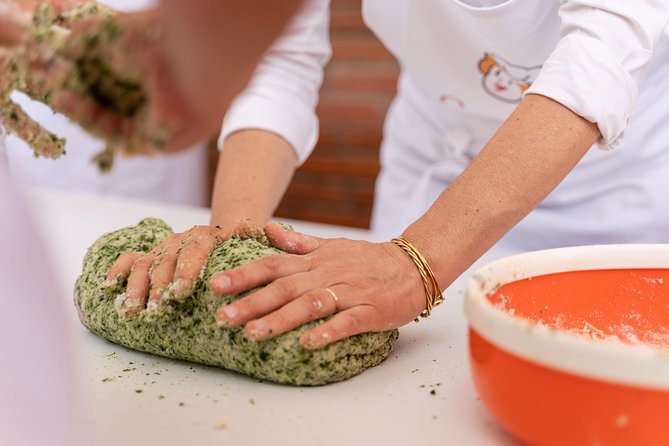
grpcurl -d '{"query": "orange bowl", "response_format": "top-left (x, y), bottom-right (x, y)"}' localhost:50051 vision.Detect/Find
top-left (464, 245), bottom-right (669, 446)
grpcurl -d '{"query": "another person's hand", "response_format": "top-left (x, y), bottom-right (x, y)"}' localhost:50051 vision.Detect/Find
top-left (105, 225), bottom-right (228, 317)
top-left (1, 2), bottom-right (202, 157)
top-left (2, 1), bottom-right (303, 156)
top-left (105, 220), bottom-right (265, 317)
top-left (0, 1), bottom-right (84, 159)
top-left (0, 2), bottom-right (30, 45)
top-left (210, 222), bottom-right (427, 349)
top-left (0, 0), bottom-right (77, 45)
top-left (49, 8), bottom-right (214, 154)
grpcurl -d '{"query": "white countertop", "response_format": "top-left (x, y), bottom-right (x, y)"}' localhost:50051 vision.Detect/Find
top-left (24, 188), bottom-right (520, 446)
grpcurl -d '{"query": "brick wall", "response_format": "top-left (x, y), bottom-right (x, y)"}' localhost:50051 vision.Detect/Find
top-left (209, 0), bottom-right (399, 228)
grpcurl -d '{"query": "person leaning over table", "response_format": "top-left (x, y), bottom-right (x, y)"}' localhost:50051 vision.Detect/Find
top-left (106, 0), bottom-right (669, 349)
top-left (0, 2), bottom-right (304, 445)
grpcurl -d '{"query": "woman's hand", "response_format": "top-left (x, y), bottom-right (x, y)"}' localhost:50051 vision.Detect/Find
top-left (105, 225), bottom-right (228, 317)
top-left (210, 222), bottom-right (427, 349)
top-left (105, 220), bottom-right (267, 316)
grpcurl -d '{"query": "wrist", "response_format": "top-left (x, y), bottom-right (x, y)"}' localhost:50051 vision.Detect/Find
top-left (390, 235), bottom-right (445, 320)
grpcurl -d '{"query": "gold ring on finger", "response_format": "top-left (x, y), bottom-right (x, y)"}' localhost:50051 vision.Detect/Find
top-left (325, 288), bottom-right (339, 311)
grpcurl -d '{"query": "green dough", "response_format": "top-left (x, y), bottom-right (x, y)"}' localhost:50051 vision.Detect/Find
top-left (74, 218), bottom-right (398, 386)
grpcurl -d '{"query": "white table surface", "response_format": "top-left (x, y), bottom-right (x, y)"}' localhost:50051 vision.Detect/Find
top-left (24, 187), bottom-right (520, 446)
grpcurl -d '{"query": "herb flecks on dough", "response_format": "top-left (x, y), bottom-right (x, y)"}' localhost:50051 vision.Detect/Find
top-left (74, 218), bottom-right (398, 386)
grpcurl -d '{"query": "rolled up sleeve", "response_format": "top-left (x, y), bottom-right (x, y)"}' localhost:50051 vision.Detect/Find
top-left (526, 0), bottom-right (669, 149)
top-left (218, 0), bottom-right (331, 165)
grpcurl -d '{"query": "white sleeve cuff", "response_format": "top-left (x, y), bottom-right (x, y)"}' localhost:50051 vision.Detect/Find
top-left (218, 91), bottom-right (320, 166)
top-left (217, 0), bottom-right (330, 165)
top-left (526, 34), bottom-right (640, 150)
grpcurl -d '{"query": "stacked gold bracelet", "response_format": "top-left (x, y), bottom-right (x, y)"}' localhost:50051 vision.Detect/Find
top-left (391, 236), bottom-right (444, 322)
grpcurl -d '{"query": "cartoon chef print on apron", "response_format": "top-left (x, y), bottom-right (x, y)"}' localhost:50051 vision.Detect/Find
top-left (366, 0), bottom-right (669, 248)
top-left (363, 0), bottom-right (562, 233)
top-left (477, 52), bottom-right (541, 104)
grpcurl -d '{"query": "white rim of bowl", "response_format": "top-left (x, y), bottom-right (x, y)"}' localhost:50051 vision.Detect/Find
top-left (464, 244), bottom-right (669, 390)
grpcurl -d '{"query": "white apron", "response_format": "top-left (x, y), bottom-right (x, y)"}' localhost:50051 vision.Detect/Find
top-left (2, 0), bottom-right (208, 206)
top-left (364, 0), bottom-right (669, 249)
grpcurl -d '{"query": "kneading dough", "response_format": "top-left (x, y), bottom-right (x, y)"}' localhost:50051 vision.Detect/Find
top-left (74, 218), bottom-right (398, 386)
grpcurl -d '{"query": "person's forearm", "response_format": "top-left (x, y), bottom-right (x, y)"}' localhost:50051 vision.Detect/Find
top-left (158, 0), bottom-right (303, 135)
top-left (210, 129), bottom-right (297, 230)
top-left (402, 94), bottom-right (600, 287)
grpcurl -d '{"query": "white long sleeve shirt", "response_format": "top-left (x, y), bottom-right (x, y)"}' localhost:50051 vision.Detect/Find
top-left (370, 0), bottom-right (669, 148)
top-left (219, 0), bottom-right (331, 165)
top-left (224, 0), bottom-right (669, 158)
top-left (224, 0), bottom-right (669, 248)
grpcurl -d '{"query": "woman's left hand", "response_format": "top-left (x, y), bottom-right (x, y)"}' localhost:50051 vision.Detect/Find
top-left (210, 222), bottom-right (426, 349)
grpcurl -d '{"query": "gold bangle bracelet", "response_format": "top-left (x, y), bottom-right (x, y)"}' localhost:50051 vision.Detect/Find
top-left (391, 236), bottom-right (444, 322)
